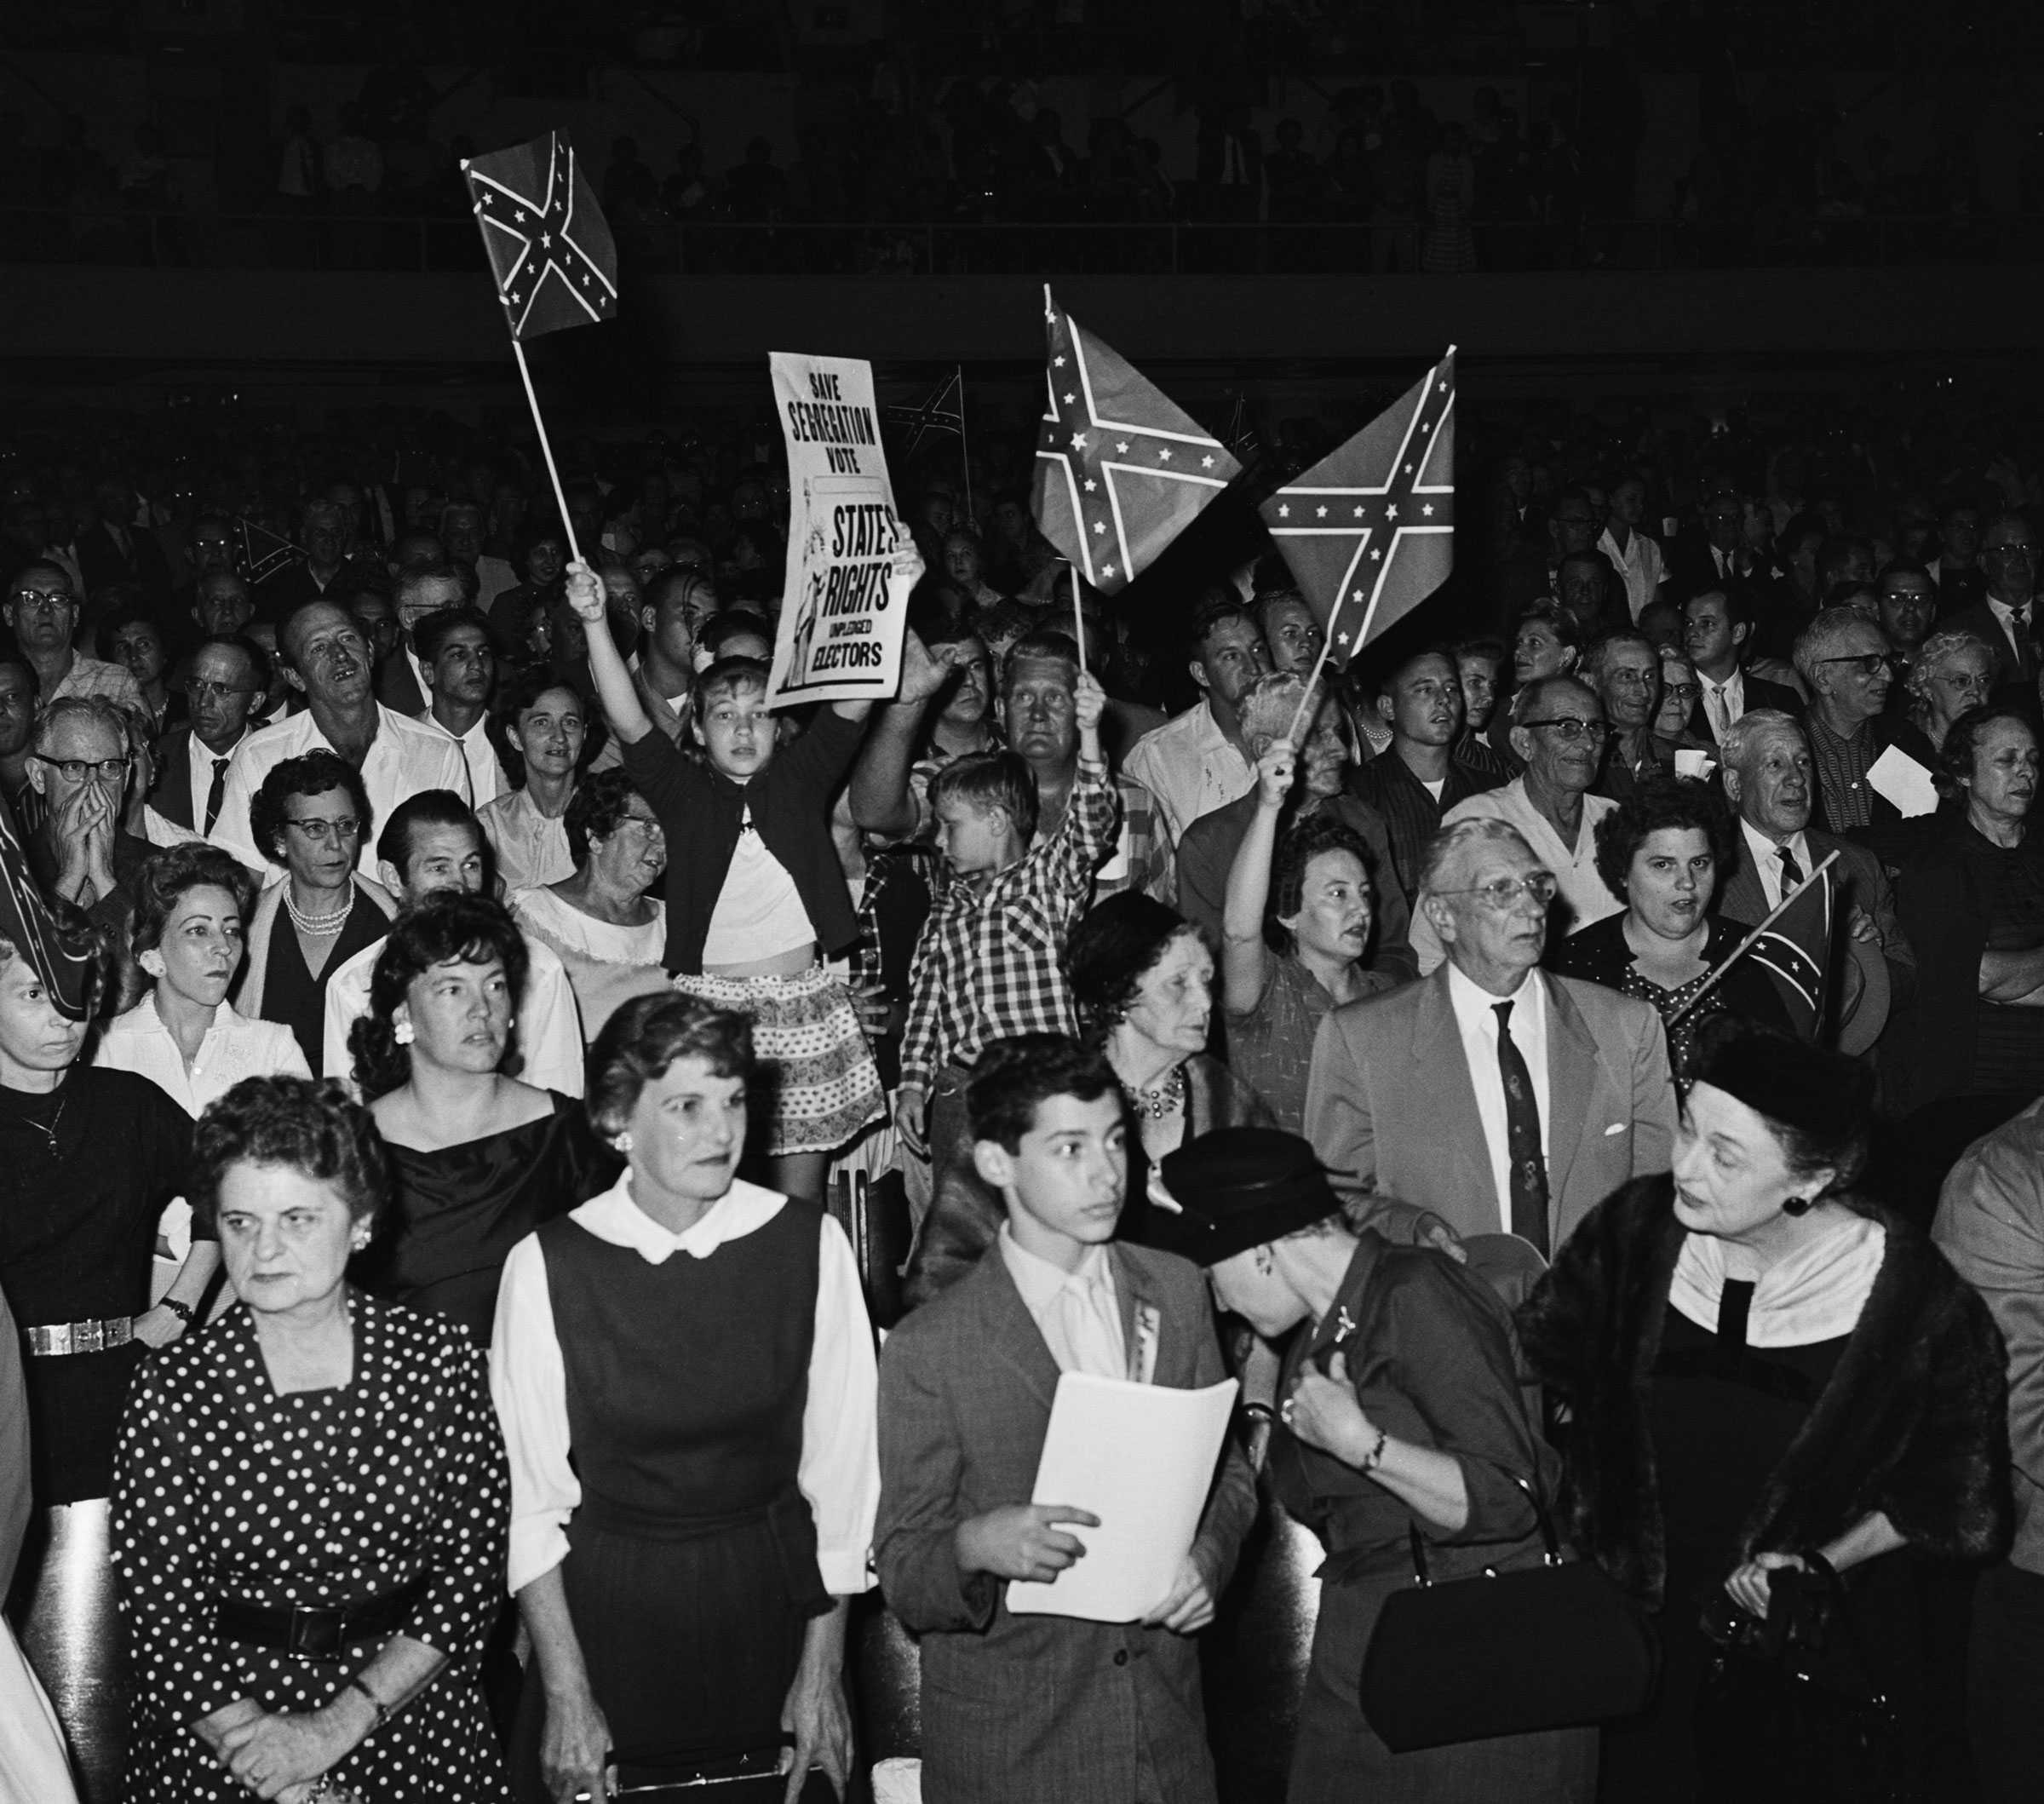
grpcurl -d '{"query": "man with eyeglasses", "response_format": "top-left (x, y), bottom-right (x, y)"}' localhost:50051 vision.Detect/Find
top-left (1791, 606), bottom-right (1907, 835)
top-left (208, 598), bottom-right (468, 880)
top-left (1410, 675), bottom-right (1625, 973)
top-left (21, 695), bottom-right (154, 944)
top-left (4, 562), bottom-right (145, 717)
top-left (252, 498), bottom-right (350, 627)
top-left (154, 638), bottom-right (263, 836)
top-left (1306, 814), bottom-right (1675, 1252)
top-left (1942, 512), bottom-right (2041, 691)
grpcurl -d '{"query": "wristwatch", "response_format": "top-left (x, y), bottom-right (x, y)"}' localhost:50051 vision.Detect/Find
top-left (157, 1297), bottom-right (196, 1330)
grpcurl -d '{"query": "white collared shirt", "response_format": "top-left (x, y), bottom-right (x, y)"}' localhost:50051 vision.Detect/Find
top-left (1697, 668), bottom-right (1746, 743)
top-left (1123, 702), bottom-right (1255, 847)
top-left (208, 702), bottom-right (470, 879)
top-left (93, 992), bottom-right (311, 1117)
top-left (1412, 777), bottom-right (1623, 972)
top-left (1598, 524), bottom-right (1668, 623)
top-left (1986, 595), bottom-right (2033, 664)
top-left (1444, 961), bottom-right (1552, 1234)
top-left (320, 925), bottom-right (585, 1098)
top-left (490, 1172), bottom-right (881, 1595)
top-left (416, 708), bottom-right (504, 809)
top-left (1740, 816), bottom-right (1814, 911)
top-left (186, 728), bottom-right (248, 836)
top-left (997, 1223), bottom-right (1128, 1379)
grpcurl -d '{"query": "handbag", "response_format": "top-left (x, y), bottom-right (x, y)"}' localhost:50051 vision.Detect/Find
top-left (1693, 1550), bottom-right (1904, 1804)
top-left (1358, 1472), bottom-right (1659, 1752)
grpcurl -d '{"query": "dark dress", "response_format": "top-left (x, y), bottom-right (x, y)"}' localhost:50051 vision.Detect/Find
top-left (353, 1094), bottom-right (617, 1345)
top-left (1268, 1232), bottom-right (1597, 1804)
top-left (1553, 913), bottom-right (1794, 1082)
top-left (112, 1294), bottom-right (511, 1802)
top-left (508, 1198), bottom-right (830, 1796)
top-left (261, 891), bottom-right (389, 1077)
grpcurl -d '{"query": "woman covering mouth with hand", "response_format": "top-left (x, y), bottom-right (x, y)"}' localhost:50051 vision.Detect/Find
top-left (1552, 778), bottom-right (1793, 1081)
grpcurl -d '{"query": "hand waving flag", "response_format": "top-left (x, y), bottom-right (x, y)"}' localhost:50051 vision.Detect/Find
top-left (1033, 288), bottom-right (1240, 594)
top-left (1260, 348), bottom-right (1456, 667)
top-left (462, 131), bottom-right (618, 341)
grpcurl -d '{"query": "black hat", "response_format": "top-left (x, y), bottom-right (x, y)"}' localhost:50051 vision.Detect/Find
top-left (1687, 1016), bottom-right (1873, 1153)
top-left (1151, 1127), bottom-right (1346, 1266)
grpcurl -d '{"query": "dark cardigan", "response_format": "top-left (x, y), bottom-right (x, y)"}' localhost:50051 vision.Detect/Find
top-left (1516, 1175), bottom-right (2008, 1606)
top-left (621, 705), bottom-right (865, 975)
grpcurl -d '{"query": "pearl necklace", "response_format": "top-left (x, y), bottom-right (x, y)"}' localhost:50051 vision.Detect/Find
top-left (1127, 1066), bottom-right (1187, 1120)
top-left (285, 888), bottom-right (353, 936)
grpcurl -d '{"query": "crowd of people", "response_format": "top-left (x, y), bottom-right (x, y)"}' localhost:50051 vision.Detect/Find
top-left (4, 388), bottom-right (2044, 1804)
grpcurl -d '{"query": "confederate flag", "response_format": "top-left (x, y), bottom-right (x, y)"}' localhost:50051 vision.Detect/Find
top-left (462, 131), bottom-right (619, 341)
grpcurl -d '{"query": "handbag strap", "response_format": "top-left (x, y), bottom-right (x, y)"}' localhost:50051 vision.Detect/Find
top-left (1405, 1468), bottom-right (1563, 1587)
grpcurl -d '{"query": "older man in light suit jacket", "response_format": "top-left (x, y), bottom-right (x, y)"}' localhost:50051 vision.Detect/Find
top-left (1306, 817), bottom-right (1676, 1255)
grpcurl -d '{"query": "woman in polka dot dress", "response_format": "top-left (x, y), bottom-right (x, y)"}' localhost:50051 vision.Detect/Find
top-left (112, 1076), bottom-right (511, 1803)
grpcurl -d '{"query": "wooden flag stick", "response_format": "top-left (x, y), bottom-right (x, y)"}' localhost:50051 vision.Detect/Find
top-left (1071, 563), bottom-right (1088, 676)
top-left (1665, 849), bottom-right (1843, 1026)
top-left (510, 336), bottom-right (583, 568)
top-left (1283, 585), bottom-right (1387, 747)
top-left (957, 364), bottom-right (974, 531)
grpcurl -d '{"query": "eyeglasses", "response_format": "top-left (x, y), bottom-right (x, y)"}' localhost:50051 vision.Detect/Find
top-left (284, 816), bottom-right (362, 843)
top-left (29, 752), bottom-right (127, 784)
top-left (1434, 873), bottom-right (1561, 911)
top-left (1662, 682), bottom-right (1701, 701)
top-left (12, 589), bottom-right (76, 612)
top-left (1520, 716), bottom-right (1612, 743)
top-left (1815, 652), bottom-right (1893, 675)
top-left (185, 678), bottom-right (256, 699)
top-left (1984, 544), bottom-right (2036, 561)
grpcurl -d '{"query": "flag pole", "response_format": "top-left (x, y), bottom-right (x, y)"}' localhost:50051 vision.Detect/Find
top-left (1283, 588), bottom-right (1382, 748)
top-left (957, 365), bottom-right (974, 531)
top-left (1666, 849), bottom-right (1843, 1026)
top-left (1071, 563), bottom-right (1088, 677)
top-left (509, 335), bottom-right (583, 568)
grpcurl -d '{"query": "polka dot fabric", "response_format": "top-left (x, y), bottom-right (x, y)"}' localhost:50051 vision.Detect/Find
top-left (112, 1292), bottom-right (511, 1801)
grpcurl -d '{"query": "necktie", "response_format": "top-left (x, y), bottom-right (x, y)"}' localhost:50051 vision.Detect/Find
top-left (1778, 844), bottom-right (1804, 894)
top-left (1493, 1001), bottom-right (1549, 1257)
top-left (2011, 606), bottom-right (2037, 682)
top-left (1706, 681), bottom-right (1731, 741)
top-left (204, 757), bottom-right (230, 836)
top-left (1055, 1268), bottom-right (1126, 1381)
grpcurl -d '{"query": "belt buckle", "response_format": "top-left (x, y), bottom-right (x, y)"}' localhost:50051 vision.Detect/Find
top-left (75, 1319), bottom-right (104, 1354)
top-left (286, 1605), bottom-right (344, 1661)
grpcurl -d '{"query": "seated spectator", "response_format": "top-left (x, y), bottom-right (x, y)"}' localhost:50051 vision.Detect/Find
top-left (414, 606), bottom-right (505, 807)
top-left (233, 749), bottom-right (398, 1075)
top-left (477, 673), bottom-right (585, 892)
top-left (1452, 635), bottom-right (1517, 783)
top-left (1893, 706), bottom-right (2044, 1113)
top-left (1222, 741), bottom-right (1399, 1131)
top-left (1552, 780), bottom-right (1792, 1079)
top-left (1898, 629), bottom-right (1995, 763)
top-left (23, 695), bottom-right (155, 950)
top-left (1123, 595), bottom-right (1272, 847)
top-left (1792, 606), bottom-right (1904, 833)
top-left (942, 528), bottom-right (1004, 613)
top-left (1511, 603), bottom-right (1582, 687)
top-left (323, 790), bottom-right (584, 1099)
top-left (1174, 672), bottom-right (1412, 979)
top-left (102, 608), bottom-right (177, 738)
top-left (1876, 560), bottom-right (1938, 693)
top-left (1680, 586), bottom-right (1803, 746)
top-left (156, 637), bottom-right (263, 838)
top-left (6, 561), bottom-right (144, 715)
top-left (349, 892), bottom-right (612, 1342)
top-left (1256, 589), bottom-right (1325, 679)
top-left (1349, 647), bottom-right (1496, 902)
top-left (696, 608), bottom-right (773, 666)
top-left (1584, 628), bottom-right (1671, 802)
top-left (485, 523), bottom-right (568, 665)
top-left (0, 653), bottom-right (36, 824)
top-left (95, 843), bottom-right (309, 1117)
top-left (588, 566), bottom-right (713, 773)
top-left (1649, 651), bottom-right (1715, 767)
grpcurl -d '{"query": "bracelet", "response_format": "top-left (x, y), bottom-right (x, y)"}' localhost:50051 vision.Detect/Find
top-left (344, 1675), bottom-right (390, 1731)
top-left (1358, 1426), bottom-right (1389, 1473)
top-left (158, 1297), bottom-right (196, 1328)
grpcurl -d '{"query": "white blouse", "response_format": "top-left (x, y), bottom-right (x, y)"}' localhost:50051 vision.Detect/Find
top-left (94, 992), bottom-right (312, 1117)
top-left (509, 884), bottom-right (666, 966)
top-left (489, 1173), bottom-right (880, 1597)
top-left (479, 789), bottom-right (574, 893)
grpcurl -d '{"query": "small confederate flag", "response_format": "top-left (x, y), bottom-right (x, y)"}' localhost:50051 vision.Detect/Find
top-left (1259, 348), bottom-right (1456, 667)
top-left (462, 131), bottom-right (618, 341)
top-left (1749, 865), bottom-right (1834, 1042)
top-left (1033, 288), bottom-right (1240, 594)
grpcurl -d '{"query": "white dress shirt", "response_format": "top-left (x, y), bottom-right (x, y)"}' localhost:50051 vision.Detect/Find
top-left (209, 703), bottom-right (470, 879)
top-left (997, 1224), bottom-right (1128, 1379)
top-left (1598, 524), bottom-right (1668, 624)
top-left (1986, 596), bottom-right (2032, 665)
top-left (416, 709), bottom-right (504, 810)
top-left (1411, 777), bottom-right (1623, 973)
top-left (185, 728), bottom-right (248, 836)
top-left (1122, 702), bottom-right (1255, 847)
top-left (1740, 817), bottom-right (1814, 911)
top-left (1697, 668), bottom-right (1746, 744)
top-left (477, 789), bottom-right (574, 892)
top-left (94, 992), bottom-right (312, 1117)
top-left (1444, 961), bottom-right (1552, 1234)
top-left (320, 926), bottom-right (585, 1098)
top-left (489, 1173), bottom-right (881, 1595)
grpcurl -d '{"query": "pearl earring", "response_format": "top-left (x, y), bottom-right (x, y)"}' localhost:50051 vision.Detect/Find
top-left (393, 1020), bottom-right (415, 1046)
top-left (614, 1131), bottom-right (634, 1154)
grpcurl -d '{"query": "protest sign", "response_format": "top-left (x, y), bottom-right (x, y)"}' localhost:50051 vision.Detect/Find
top-left (766, 351), bottom-right (921, 707)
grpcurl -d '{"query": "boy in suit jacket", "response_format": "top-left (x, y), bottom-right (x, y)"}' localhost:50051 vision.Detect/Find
top-left (876, 1035), bottom-right (1255, 1804)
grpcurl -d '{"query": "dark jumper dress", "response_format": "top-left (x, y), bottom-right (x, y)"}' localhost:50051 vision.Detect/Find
top-left (508, 1197), bottom-right (830, 1796)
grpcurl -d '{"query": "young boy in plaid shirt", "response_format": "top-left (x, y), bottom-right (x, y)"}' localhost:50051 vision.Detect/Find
top-left (896, 667), bottom-right (1117, 1275)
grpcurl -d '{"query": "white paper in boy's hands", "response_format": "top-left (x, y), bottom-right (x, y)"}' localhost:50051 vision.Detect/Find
top-left (1006, 1372), bottom-right (1238, 1623)
top-left (1868, 744), bottom-right (1940, 819)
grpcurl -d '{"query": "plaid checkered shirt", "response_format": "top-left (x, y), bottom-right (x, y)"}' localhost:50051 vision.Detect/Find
top-left (899, 755), bottom-right (1120, 1092)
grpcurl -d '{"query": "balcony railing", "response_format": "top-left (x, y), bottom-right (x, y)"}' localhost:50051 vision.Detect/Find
top-left (8, 208), bottom-right (2040, 278)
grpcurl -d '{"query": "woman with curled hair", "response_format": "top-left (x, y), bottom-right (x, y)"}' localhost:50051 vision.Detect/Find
top-left (238, 749), bottom-right (397, 1077)
top-left (112, 1075), bottom-right (512, 1803)
top-left (349, 892), bottom-right (611, 1345)
top-left (1898, 629), bottom-right (1995, 761)
top-left (1552, 778), bottom-right (1792, 1079)
top-left (97, 843), bottom-right (310, 1116)
top-left (491, 994), bottom-right (879, 1804)
top-left (1520, 1020), bottom-right (2006, 1799)
top-left (1222, 737), bottom-right (1399, 1133)
top-left (508, 767), bottom-right (670, 1046)
top-left (477, 674), bottom-right (587, 894)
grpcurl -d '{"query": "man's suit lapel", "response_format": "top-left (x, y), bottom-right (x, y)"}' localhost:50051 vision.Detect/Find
top-left (155, 731), bottom-right (196, 830)
top-left (1541, 974), bottom-right (1599, 1215)
top-left (973, 1243), bottom-right (1065, 1415)
top-left (1721, 840), bottom-right (1768, 926)
top-left (1110, 1246), bottom-right (1163, 1385)
top-left (1414, 973), bottom-right (1491, 1203)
